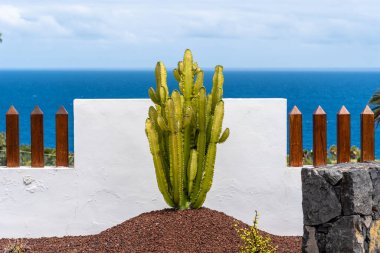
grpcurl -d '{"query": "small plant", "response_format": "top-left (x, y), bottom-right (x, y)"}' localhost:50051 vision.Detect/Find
top-left (350, 145), bottom-right (360, 161)
top-left (3, 239), bottom-right (30, 253)
top-left (234, 211), bottom-right (277, 253)
top-left (302, 149), bottom-right (313, 165)
top-left (145, 49), bottom-right (229, 209)
top-left (329, 145), bottom-right (337, 161)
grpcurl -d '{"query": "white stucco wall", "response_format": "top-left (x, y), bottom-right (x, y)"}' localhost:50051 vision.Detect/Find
top-left (0, 99), bottom-right (303, 238)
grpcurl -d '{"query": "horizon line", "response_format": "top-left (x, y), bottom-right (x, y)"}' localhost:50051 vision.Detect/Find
top-left (1, 67), bottom-right (380, 72)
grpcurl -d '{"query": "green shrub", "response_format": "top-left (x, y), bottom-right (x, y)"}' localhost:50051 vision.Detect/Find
top-left (3, 239), bottom-right (30, 253)
top-left (350, 145), bottom-right (360, 161)
top-left (234, 211), bottom-right (277, 253)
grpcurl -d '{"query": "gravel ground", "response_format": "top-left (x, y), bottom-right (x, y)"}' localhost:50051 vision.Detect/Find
top-left (0, 208), bottom-right (301, 253)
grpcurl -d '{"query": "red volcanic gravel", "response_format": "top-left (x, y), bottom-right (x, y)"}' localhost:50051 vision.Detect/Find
top-left (0, 208), bottom-right (301, 253)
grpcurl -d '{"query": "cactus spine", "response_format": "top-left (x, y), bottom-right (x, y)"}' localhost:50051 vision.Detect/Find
top-left (145, 49), bottom-right (229, 209)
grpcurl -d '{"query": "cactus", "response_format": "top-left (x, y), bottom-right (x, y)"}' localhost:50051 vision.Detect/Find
top-left (145, 49), bottom-right (229, 209)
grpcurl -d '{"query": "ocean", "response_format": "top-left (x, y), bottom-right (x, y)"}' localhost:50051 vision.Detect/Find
top-left (0, 70), bottom-right (379, 156)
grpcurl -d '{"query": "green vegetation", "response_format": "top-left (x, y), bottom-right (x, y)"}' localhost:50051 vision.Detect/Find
top-left (288, 145), bottom-right (363, 165)
top-left (234, 211), bottom-right (277, 253)
top-left (369, 89), bottom-right (380, 125)
top-left (145, 49), bottom-right (229, 209)
top-left (0, 132), bottom-right (74, 167)
top-left (3, 239), bottom-right (30, 253)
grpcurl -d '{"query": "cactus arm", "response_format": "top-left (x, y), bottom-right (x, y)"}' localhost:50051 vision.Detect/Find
top-left (155, 62), bottom-right (169, 103)
top-left (211, 65), bottom-right (224, 114)
top-left (183, 106), bottom-right (193, 128)
top-left (190, 87), bottom-right (207, 202)
top-left (182, 49), bottom-right (194, 100)
top-left (187, 149), bottom-right (198, 195)
top-left (181, 50), bottom-right (196, 191)
top-left (193, 70), bottom-right (204, 96)
top-left (166, 99), bottom-right (180, 205)
top-left (148, 106), bottom-right (171, 189)
top-left (164, 101), bottom-right (173, 192)
top-left (145, 118), bottom-right (174, 207)
top-left (198, 88), bottom-right (207, 132)
top-left (159, 86), bottom-right (168, 103)
top-left (173, 68), bottom-right (181, 82)
top-left (191, 97), bottom-right (198, 123)
top-left (206, 116), bottom-right (213, 146)
top-left (178, 62), bottom-right (185, 94)
top-left (171, 90), bottom-right (187, 207)
top-left (172, 90), bottom-right (183, 128)
top-left (210, 101), bottom-right (224, 142)
top-left (166, 98), bottom-right (186, 208)
top-left (148, 87), bottom-right (160, 104)
top-left (191, 142), bottom-right (216, 208)
top-left (192, 101), bottom-right (224, 208)
top-left (206, 94), bottom-right (212, 127)
top-left (218, 128), bottom-right (230, 143)
top-left (148, 106), bottom-right (158, 123)
top-left (157, 115), bottom-right (169, 131)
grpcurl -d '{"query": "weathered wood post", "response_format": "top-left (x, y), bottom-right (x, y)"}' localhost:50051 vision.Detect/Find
top-left (337, 106), bottom-right (350, 163)
top-left (6, 106), bottom-right (19, 167)
top-left (31, 106), bottom-right (44, 167)
top-left (313, 106), bottom-right (327, 167)
top-left (56, 106), bottom-right (69, 167)
top-left (289, 106), bottom-right (303, 167)
top-left (360, 105), bottom-right (374, 162)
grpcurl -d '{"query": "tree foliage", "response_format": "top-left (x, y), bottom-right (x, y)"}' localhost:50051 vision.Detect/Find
top-left (369, 89), bottom-right (380, 125)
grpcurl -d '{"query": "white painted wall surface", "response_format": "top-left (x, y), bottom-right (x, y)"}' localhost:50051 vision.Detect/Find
top-left (0, 99), bottom-right (303, 238)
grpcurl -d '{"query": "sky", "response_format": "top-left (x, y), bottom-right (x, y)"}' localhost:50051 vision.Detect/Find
top-left (0, 0), bottom-right (380, 69)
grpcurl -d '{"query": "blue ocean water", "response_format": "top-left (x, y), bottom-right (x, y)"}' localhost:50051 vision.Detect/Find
top-left (0, 70), bottom-right (379, 156)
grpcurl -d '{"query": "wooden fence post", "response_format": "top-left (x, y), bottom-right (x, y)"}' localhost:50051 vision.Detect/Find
top-left (313, 106), bottom-right (327, 167)
top-left (361, 105), bottom-right (374, 162)
top-left (337, 106), bottom-right (350, 163)
top-left (6, 106), bottom-right (19, 167)
top-left (56, 106), bottom-right (69, 167)
top-left (289, 106), bottom-right (303, 166)
top-left (31, 106), bottom-right (44, 167)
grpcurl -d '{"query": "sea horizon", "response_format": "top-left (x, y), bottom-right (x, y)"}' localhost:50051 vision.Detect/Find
top-left (2, 68), bottom-right (380, 72)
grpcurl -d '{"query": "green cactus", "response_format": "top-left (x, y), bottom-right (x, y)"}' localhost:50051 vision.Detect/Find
top-left (145, 49), bottom-right (229, 209)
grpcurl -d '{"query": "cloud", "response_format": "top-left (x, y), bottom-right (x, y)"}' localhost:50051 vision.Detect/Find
top-left (1, 1), bottom-right (379, 45)
top-left (0, 0), bottom-right (380, 68)
top-left (1, 1), bottom-right (380, 45)
top-left (0, 5), bottom-right (71, 37)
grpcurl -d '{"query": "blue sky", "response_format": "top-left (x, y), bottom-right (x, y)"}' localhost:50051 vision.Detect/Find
top-left (0, 0), bottom-right (380, 69)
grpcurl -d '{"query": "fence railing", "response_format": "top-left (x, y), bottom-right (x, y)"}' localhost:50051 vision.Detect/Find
top-left (4, 105), bottom-right (69, 168)
top-left (289, 105), bottom-right (375, 167)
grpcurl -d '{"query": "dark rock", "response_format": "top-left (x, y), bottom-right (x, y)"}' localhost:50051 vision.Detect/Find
top-left (302, 168), bottom-right (341, 225)
top-left (317, 168), bottom-right (343, 186)
top-left (302, 226), bottom-right (319, 253)
top-left (369, 167), bottom-right (380, 220)
top-left (316, 223), bottom-right (332, 234)
top-left (341, 169), bottom-right (373, 216)
top-left (333, 185), bottom-right (342, 201)
top-left (325, 215), bottom-right (366, 253)
top-left (302, 163), bottom-right (380, 253)
top-left (316, 232), bottom-right (327, 253)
